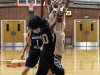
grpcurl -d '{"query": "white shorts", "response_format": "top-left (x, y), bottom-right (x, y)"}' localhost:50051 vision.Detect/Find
top-left (55, 32), bottom-right (65, 56)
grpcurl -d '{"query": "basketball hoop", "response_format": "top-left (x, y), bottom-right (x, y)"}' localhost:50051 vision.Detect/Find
top-left (28, 1), bottom-right (34, 12)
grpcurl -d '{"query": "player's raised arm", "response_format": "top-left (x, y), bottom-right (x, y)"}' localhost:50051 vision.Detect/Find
top-left (46, 0), bottom-right (51, 5)
top-left (65, 0), bottom-right (70, 8)
top-left (46, 0), bottom-right (53, 14)
top-left (59, 0), bottom-right (63, 5)
top-left (49, 2), bottom-right (61, 33)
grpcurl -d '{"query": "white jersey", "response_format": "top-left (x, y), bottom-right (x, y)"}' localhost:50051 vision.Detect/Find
top-left (49, 6), bottom-right (65, 32)
top-left (48, 5), bottom-right (67, 56)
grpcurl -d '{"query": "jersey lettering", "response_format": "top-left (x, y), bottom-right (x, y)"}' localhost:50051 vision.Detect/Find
top-left (42, 34), bottom-right (49, 44)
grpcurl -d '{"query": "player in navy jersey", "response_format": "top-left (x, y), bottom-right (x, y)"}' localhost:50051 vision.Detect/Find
top-left (27, 2), bottom-right (64, 75)
top-left (20, 20), bottom-right (43, 75)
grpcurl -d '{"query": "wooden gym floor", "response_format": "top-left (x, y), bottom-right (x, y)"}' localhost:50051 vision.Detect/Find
top-left (0, 46), bottom-right (100, 75)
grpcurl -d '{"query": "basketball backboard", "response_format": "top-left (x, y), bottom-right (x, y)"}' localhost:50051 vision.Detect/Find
top-left (16, 0), bottom-right (46, 7)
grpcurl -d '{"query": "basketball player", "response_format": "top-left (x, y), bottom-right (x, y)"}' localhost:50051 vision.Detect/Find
top-left (33, 3), bottom-right (64, 75)
top-left (20, 20), bottom-right (43, 75)
top-left (46, 0), bottom-right (70, 62)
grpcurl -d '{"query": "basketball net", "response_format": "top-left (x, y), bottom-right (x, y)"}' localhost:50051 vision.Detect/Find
top-left (28, 2), bottom-right (34, 12)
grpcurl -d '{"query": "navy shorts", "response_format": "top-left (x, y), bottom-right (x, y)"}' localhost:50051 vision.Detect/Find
top-left (36, 50), bottom-right (64, 75)
top-left (25, 50), bottom-right (40, 68)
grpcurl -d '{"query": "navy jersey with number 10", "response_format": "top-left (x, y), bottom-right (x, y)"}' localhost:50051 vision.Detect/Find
top-left (41, 26), bottom-right (56, 52)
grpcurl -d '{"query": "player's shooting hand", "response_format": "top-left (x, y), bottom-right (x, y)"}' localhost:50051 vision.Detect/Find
top-left (59, 0), bottom-right (63, 5)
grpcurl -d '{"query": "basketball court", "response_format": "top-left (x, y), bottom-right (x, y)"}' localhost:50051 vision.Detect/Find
top-left (0, 0), bottom-right (100, 75)
top-left (0, 47), bottom-right (100, 75)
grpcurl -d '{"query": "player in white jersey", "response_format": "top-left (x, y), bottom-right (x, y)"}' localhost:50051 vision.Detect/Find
top-left (46, 0), bottom-right (70, 62)
top-left (46, 0), bottom-right (70, 75)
